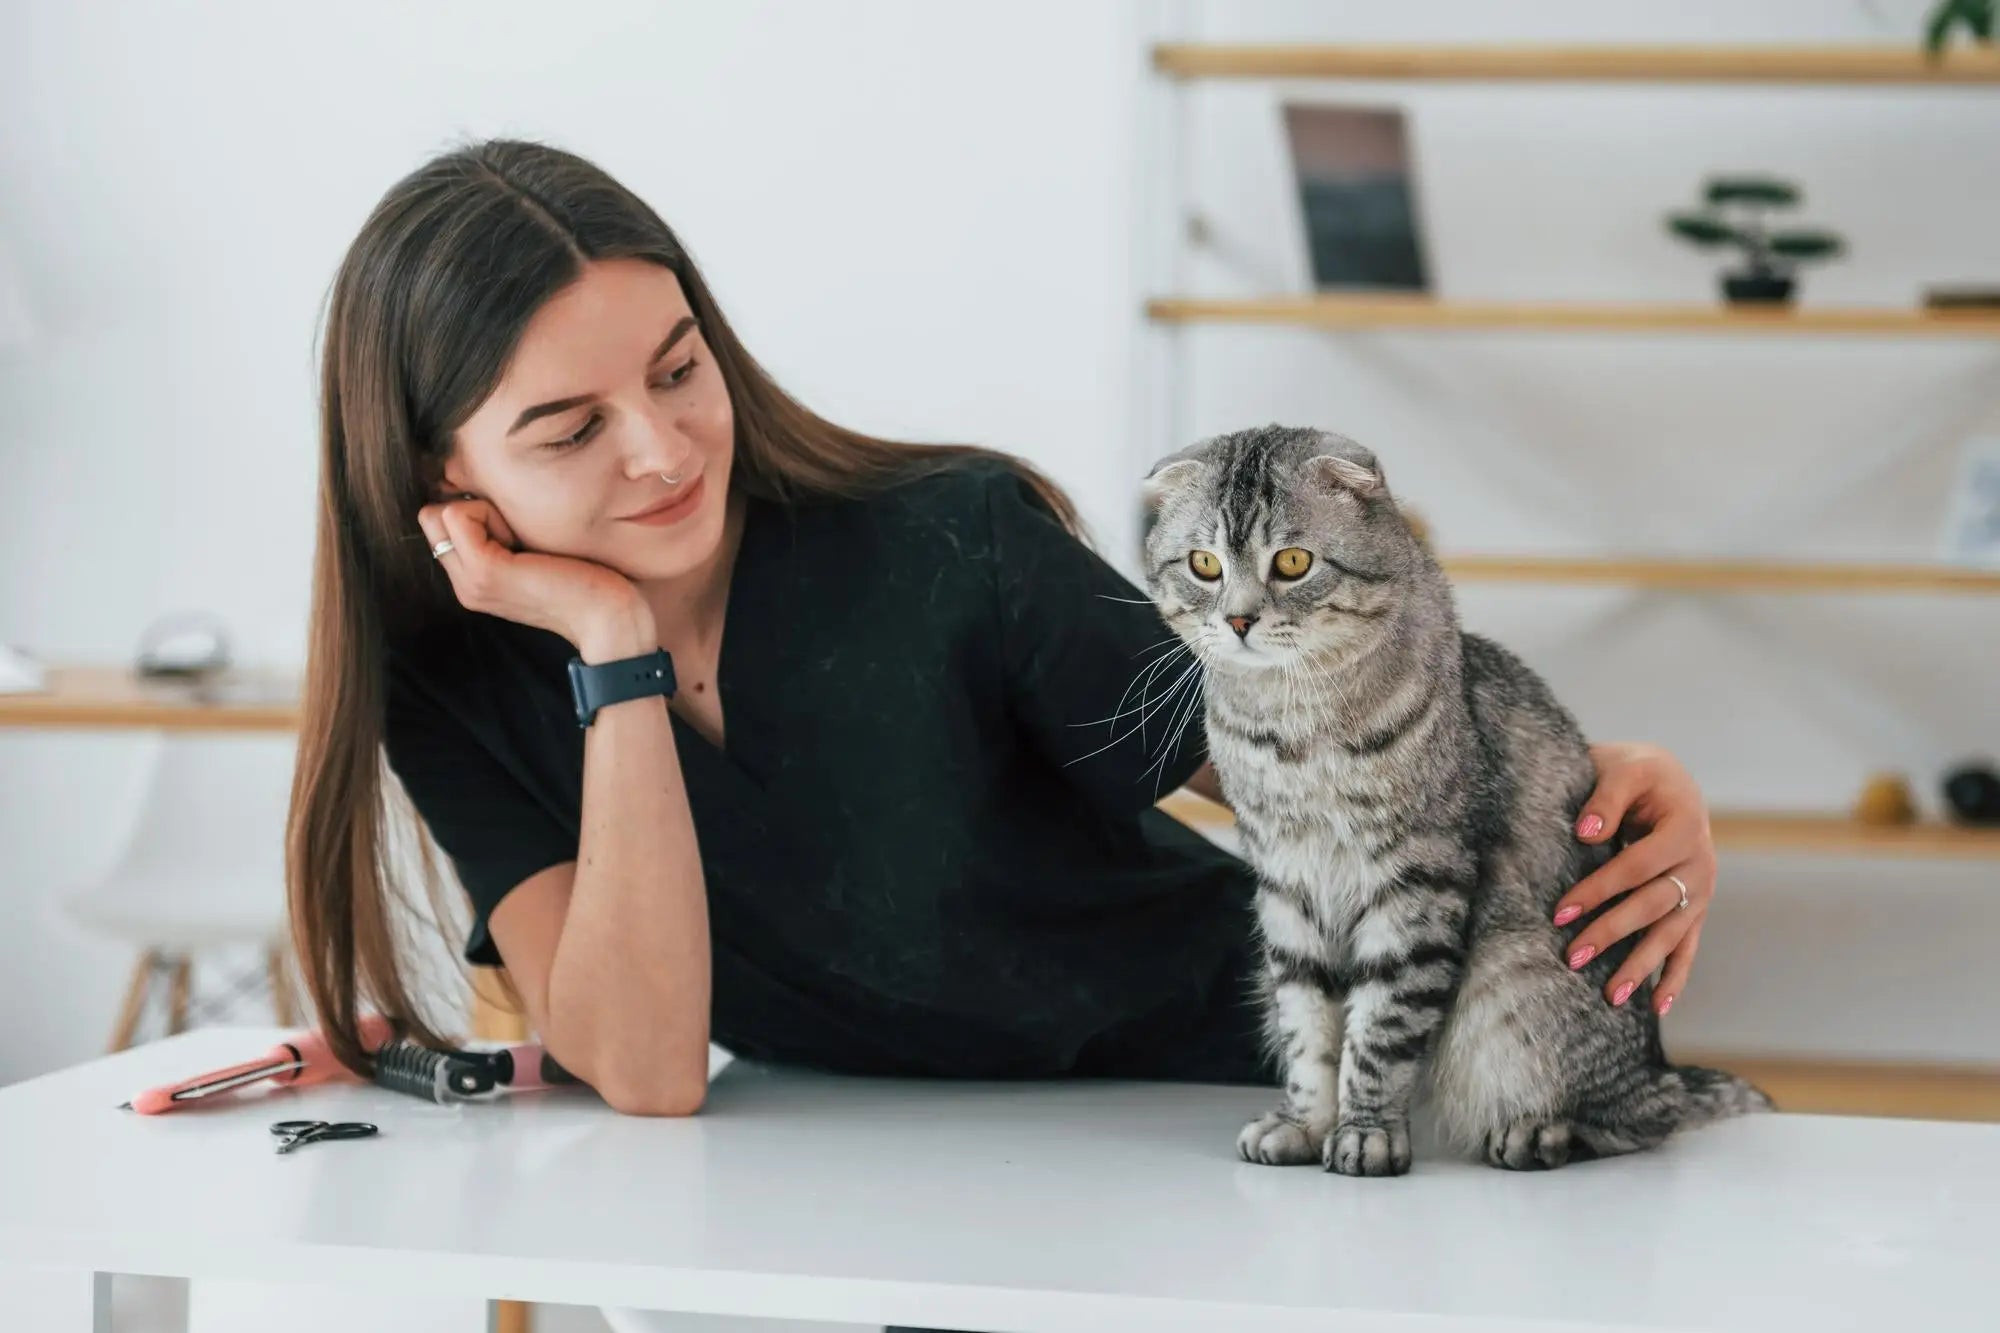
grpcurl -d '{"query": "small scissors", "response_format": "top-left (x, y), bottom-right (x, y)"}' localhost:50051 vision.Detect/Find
top-left (269, 1119), bottom-right (379, 1155)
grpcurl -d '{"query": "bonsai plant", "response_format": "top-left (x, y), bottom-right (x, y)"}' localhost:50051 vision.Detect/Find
top-left (1666, 176), bottom-right (1846, 305)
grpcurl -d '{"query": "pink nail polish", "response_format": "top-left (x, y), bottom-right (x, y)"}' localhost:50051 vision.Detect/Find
top-left (1577, 814), bottom-right (1603, 839)
top-left (1553, 905), bottom-right (1582, 926)
top-left (1568, 945), bottom-right (1596, 970)
top-left (1658, 994), bottom-right (1674, 1016)
top-left (1612, 981), bottom-right (1635, 1006)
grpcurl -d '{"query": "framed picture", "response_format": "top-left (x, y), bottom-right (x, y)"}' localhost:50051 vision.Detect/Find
top-left (1282, 102), bottom-right (1431, 292)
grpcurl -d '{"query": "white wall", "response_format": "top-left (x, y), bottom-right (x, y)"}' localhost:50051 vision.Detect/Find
top-left (1, 0), bottom-right (1995, 1091)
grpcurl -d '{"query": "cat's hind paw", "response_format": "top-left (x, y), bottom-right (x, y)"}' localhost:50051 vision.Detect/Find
top-left (1323, 1118), bottom-right (1412, 1177)
top-left (1236, 1111), bottom-right (1323, 1166)
top-left (1484, 1118), bottom-right (1574, 1171)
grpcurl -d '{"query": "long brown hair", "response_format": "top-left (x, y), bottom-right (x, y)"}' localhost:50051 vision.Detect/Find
top-left (289, 137), bottom-right (1080, 1076)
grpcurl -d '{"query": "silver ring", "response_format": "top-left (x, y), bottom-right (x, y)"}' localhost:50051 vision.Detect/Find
top-left (659, 470), bottom-right (682, 486)
top-left (430, 539), bottom-right (454, 560)
top-left (1666, 873), bottom-right (1690, 912)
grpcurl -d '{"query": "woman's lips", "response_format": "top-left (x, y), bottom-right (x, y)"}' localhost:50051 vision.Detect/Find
top-left (621, 474), bottom-right (705, 526)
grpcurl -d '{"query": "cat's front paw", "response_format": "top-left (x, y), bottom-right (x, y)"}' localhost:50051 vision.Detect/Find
top-left (1323, 1118), bottom-right (1412, 1177)
top-left (1236, 1110), bottom-right (1323, 1166)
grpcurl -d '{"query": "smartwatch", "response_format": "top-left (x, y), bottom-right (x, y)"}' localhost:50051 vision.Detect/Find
top-left (566, 648), bottom-right (677, 728)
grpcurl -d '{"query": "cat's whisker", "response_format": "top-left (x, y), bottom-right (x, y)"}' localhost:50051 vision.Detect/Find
top-left (1130, 633), bottom-right (1185, 657)
top-left (1145, 669), bottom-right (1208, 796)
top-left (1062, 653), bottom-right (1205, 768)
top-left (1142, 644), bottom-right (1210, 794)
top-left (1076, 640), bottom-right (1191, 731)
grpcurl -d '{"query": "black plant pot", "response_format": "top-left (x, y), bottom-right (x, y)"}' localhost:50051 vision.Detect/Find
top-left (1721, 272), bottom-right (1795, 304)
top-left (1943, 764), bottom-right (2000, 826)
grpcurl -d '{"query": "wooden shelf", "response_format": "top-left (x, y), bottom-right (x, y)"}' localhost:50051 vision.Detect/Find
top-left (1677, 1053), bottom-right (2000, 1123)
top-left (1710, 811), bottom-right (2000, 860)
top-left (1440, 555), bottom-right (2000, 595)
top-left (1151, 43), bottom-right (2000, 86)
top-left (1158, 792), bottom-right (2000, 861)
top-left (1146, 295), bottom-right (2000, 337)
top-left (0, 666), bottom-right (301, 733)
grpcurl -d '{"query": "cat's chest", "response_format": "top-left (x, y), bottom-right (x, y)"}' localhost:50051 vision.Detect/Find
top-left (1238, 801), bottom-right (1391, 898)
top-left (1210, 723), bottom-right (1404, 901)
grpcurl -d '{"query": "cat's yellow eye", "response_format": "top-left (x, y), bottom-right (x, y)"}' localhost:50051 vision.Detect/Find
top-left (1188, 550), bottom-right (1223, 581)
top-left (1272, 547), bottom-right (1314, 579)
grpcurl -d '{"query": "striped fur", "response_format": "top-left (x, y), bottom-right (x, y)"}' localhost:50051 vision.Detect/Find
top-left (1142, 425), bottom-right (1770, 1175)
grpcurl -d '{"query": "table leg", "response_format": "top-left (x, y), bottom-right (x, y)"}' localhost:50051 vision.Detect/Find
top-left (471, 968), bottom-right (531, 1333)
top-left (488, 1298), bottom-right (531, 1333)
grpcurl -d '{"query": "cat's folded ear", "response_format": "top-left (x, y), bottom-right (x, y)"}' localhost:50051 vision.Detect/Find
top-left (1307, 453), bottom-right (1386, 500)
top-left (1141, 455), bottom-right (1205, 512)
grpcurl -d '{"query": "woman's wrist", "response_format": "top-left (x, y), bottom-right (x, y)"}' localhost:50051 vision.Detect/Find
top-left (570, 596), bottom-right (658, 664)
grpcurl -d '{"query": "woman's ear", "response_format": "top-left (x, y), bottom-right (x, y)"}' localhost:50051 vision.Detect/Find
top-left (432, 460), bottom-right (479, 502)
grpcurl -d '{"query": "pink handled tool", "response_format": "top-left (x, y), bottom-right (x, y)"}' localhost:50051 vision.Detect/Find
top-left (120, 1012), bottom-right (397, 1114)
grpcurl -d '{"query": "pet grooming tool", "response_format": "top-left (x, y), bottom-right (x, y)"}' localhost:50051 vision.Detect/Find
top-left (370, 1039), bottom-right (497, 1105)
top-left (121, 1012), bottom-right (396, 1113)
top-left (448, 1043), bottom-right (580, 1090)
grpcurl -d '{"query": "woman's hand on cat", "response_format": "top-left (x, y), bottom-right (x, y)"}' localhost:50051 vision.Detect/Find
top-left (1552, 743), bottom-right (1715, 1017)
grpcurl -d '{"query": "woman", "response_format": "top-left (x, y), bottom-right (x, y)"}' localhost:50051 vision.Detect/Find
top-left (288, 138), bottom-right (1719, 1123)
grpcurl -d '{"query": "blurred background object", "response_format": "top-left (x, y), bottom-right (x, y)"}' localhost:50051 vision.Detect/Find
top-left (57, 735), bottom-right (299, 1052)
top-left (1664, 175), bottom-right (1846, 304)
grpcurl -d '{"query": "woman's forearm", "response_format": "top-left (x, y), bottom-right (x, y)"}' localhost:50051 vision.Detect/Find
top-left (543, 619), bottom-right (713, 1114)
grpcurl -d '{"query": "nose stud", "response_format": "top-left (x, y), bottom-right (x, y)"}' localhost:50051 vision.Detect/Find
top-left (1227, 614), bottom-right (1259, 639)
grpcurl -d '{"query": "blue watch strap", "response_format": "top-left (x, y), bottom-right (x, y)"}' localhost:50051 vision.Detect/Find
top-left (567, 648), bottom-right (676, 727)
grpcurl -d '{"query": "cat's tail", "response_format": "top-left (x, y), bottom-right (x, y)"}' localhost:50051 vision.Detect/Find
top-left (1675, 1063), bottom-right (1775, 1126)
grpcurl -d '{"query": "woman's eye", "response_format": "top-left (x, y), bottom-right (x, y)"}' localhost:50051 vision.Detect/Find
top-left (1272, 547), bottom-right (1314, 579)
top-left (540, 414), bottom-right (600, 453)
top-left (654, 357), bottom-right (698, 390)
top-left (537, 359), bottom-right (698, 455)
top-left (1188, 550), bottom-right (1223, 580)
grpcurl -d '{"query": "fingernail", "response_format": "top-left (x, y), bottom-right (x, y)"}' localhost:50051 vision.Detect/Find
top-left (1553, 904), bottom-right (1582, 926)
top-left (1576, 814), bottom-right (1603, 839)
top-left (1657, 994), bottom-right (1674, 1016)
top-left (1612, 981), bottom-right (1635, 1006)
top-left (1568, 945), bottom-right (1596, 970)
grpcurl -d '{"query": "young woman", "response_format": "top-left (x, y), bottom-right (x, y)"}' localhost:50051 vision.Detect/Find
top-left (288, 138), bottom-right (1721, 1122)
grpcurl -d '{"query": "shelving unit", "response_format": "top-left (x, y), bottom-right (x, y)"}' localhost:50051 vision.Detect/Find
top-left (1151, 43), bottom-right (2000, 85)
top-left (1138, 39), bottom-right (2000, 857)
top-left (1439, 556), bottom-right (2000, 596)
top-left (1146, 295), bottom-right (2000, 337)
top-left (1157, 791), bottom-right (2000, 862)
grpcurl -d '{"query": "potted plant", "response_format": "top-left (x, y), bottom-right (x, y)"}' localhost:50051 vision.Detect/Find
top-left (1666, 177), bottom-right (1846, 305)
top-left (1925, 0), bottom-right (1994, 52)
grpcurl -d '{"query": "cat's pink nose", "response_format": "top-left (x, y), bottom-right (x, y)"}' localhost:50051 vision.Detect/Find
top-left (1227, 614), bottom-right (1258, 639)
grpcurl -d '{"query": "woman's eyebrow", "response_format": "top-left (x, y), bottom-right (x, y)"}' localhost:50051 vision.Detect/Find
top-left (506, 316), bottom-right (699, 437)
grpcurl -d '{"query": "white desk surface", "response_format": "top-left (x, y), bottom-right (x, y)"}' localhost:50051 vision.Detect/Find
top-left (3, 1028), bottom-right (1996, 1333)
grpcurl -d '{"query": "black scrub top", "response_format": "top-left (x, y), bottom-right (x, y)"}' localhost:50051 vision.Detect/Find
top-left (382, 461), bottom-right (1271, 1085)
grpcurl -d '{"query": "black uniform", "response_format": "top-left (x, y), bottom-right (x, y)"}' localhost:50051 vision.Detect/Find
top-left (383, 462), bottom-right (1272, 1086)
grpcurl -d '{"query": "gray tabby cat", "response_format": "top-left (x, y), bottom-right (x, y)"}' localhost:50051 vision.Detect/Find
top-left (1140, 425), bottom-right (1770, 1176)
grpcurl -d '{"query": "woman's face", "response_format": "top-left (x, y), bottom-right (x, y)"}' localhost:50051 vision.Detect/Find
top-left (443, 257), bottom-right (735, 583)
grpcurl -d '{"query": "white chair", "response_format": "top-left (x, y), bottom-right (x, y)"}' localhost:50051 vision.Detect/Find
top-left (58, 734), bottom-right (300, 1050)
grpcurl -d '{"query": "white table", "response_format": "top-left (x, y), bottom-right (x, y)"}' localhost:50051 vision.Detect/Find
top-left (3, 1028), bottom-right (1996, 1333)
